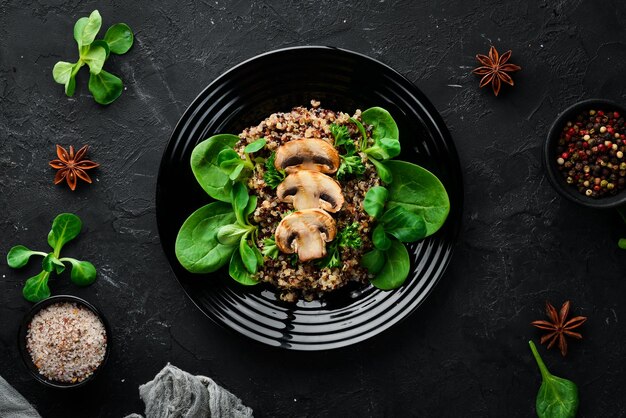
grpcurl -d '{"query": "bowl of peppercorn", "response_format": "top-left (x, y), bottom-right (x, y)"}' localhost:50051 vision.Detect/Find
top-left (544, 98), bottom-right (626, 209)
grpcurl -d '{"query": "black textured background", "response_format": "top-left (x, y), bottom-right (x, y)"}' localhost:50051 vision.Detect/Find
top-left (1, 1), bottom-right (626, 417)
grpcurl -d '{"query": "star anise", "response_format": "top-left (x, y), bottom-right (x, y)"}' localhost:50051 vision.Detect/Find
top-left (49, 145), bottom-right (100, 191)
top-left (531, 301), bottom-right (587, 356)
top-left (472, 46), bottom-right (521, 96)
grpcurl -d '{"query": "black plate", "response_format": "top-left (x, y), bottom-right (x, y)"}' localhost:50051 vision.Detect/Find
top-left (156, 46), bottom-right (463, 350)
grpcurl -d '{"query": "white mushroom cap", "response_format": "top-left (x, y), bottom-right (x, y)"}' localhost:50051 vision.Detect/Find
top-left (274, 138), bottom-right (340, 174)
top-left (274, 209), bottom-right (337, 262)
top-left (276, 170), bottom-right (344, 213)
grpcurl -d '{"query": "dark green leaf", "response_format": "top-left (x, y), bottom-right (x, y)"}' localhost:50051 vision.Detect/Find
top-left (88, 69), bottom-right (123, 105)
top-left (363, 186), bottom-right (388, 218)
top-left (104, 23), bottom-right (134, 54)
top-left (316, 241), bottom-right (341, 269)
top-left (338, 222), bottom-right (362, 248)
top-left (217, 149), bottom-right (241, 167)
top-left (23, 271), bottom-right (51, 302)
top-left (529, 340), bottom-right (579, 418)
top-left (228, 251), bottom-right (259, 286)
top-left (239, 239), bottom-right (257, 274)
top-left (372, 224), bottom-right (391, 251)
top-left (42, 254), bottom-right (65, 274)
top-left (361, 249), bottom-right (385, 274)
top-left (229, 163), bottom-right (245, 181)
top-left (244, 138), bottom-right (266, 154)
top-left (368, 157), bottom-right (393, 184)
top-left (175, 202), bottom-right (238, 273)
top-left (350, 117), bottom-right (368, 149)
top-left (380, 206), bottom-right (427, 243)
top-left (369, 240), bottom-right (410, 290)
top-left (385, 161), bottom-right (450, 237)
top-left (7, 246), bottom-right (46, 269)
top-left (230, 182), bottom-right (250, 226)
top-left (252, 244), bottom-right (264, 267)
top-left (190, 134), bottom-right (239, 202)
top-left (47, 213), bottom-right (82, 253)
top-left (81, 43), bottom-right (107, 74)
top-left (74, 10), bottom-right (102, 46)
top-left (245, 195), bottom-right (258, 219)
top-left (63, 258), bottom-right (97, 286)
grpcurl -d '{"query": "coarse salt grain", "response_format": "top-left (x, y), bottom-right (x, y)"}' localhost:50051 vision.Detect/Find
top-left (26, 302), bottom-right (107, 383)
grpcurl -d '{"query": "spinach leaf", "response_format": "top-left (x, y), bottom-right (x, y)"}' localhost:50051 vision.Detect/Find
top-left (56, 10), bottom-right (133, 104)
top-left (363, 186), bottom-right (388, 218)
top-left (88, 69), bottom-right (123, 105)
top-left (218, 148), bottom-right (253, 182)
top-left (379, 206), bottom-right (427, 243)
top-left (48, 213), bottom-right (82, 253)
top-left (262, 237), bottom-right (279, 259)
top-left (228, 251), bottom-right (259, 286)
top-left (61, 258), bottom-right (97, 286)
top-left (175, 202), bottom-right (237, 273)
top-left (190, 134), bottom-right (240, 202)
top-left (231, 182), bottom-right (250, 226)
top-left (372, 224), bottom-right (391, 251)
top-left (263, 152), bottom-right (286, 189)
top-left (23, 271), bottom-right (51, 303)
top-left (369, 239), bottom-right (410, 290)
top-left (42, 254), bottom-right (66, 274)
top-left (385, 160), bottom-right (450, 237)
top-left (6, 245), bottom-right (47, 268)
top-left (361, 107), bottom-right (399, 144)
top-left (104, 23), bottom-right (134, 54)
top-left (529, 340), bottom-right (579, 418)
top-left (361, 248), bottom-right (385, 274)
top-left (244, 138), bottom-right (266, 154)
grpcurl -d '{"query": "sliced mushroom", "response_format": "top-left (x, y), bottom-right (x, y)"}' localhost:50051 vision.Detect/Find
top-left (274, 138), bottom-right (340, 174)
top-left (274, 209), bottom-right (337, 262)
top-left (277, 170), bottom-right (344, 213)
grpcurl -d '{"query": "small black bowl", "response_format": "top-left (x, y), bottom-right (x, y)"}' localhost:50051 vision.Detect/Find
top-left (544, 98), bottom-right (626, 209)
top-left (18, 295), bottom-right (110, 389)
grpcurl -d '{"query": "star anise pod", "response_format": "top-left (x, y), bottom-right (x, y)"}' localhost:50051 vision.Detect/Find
top-left (472, 46), bottom-right (521, 96)
top-left (531, 301), bottom-right (587, 356)
top-left (49, 145), bottom-right (100, 191)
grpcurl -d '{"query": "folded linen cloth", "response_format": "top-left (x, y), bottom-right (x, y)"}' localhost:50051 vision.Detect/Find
top-left (126, 363), bottom-right (253, 418)
top-left (0, 375), bottom-right (41, 418)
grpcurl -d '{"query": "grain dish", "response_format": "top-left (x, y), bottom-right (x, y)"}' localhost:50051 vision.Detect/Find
top-left (175, 101), bottom-right (450, 301)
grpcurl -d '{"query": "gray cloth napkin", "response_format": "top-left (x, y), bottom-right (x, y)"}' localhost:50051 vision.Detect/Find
top-left (127, 363), bottom-right (253, 418)
top-left (0, 375), bottom-right (40, 418)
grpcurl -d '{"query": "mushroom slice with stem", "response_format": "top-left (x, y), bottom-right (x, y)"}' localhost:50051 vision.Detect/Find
top-left (274, 138), bottom-right (340, 174)
top-left (277, 170), bottom-right (344, 212)
top-left (274, 209), bottom-right (337, 262)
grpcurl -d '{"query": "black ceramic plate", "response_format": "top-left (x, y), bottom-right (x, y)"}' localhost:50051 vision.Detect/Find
top-left (156, 46), bottom-right (463, 350)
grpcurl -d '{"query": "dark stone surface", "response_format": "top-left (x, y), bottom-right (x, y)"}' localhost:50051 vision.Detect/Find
top-left (1, 0), bottom-right (625, 416)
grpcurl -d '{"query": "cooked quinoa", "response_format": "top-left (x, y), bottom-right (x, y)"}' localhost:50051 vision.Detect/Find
top-left (26, 302), bottom-right (107, 383)
top-left (236, 100), bottom-right (380, 301)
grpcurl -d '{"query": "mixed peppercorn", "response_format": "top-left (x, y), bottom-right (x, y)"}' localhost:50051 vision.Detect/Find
top-left (556, 109), bottom-right (626, 198)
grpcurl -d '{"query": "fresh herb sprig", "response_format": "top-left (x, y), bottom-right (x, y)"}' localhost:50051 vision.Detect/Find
top-left (53, 10), bottom-right (134, 105)
top-left (6, 213), bottom-right (97, 302)
top-left (317, 222), bottom-right (362, 269)
top-left (529, 340), bottom-right (579, 418)
top-left (329, 124), bottom-right (366, 181)
top-left (264, 151), bottom-right (286, 189)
